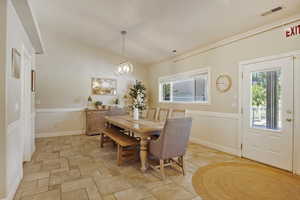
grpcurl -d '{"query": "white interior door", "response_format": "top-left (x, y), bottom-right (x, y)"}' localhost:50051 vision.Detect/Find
top-left (242, 57), bottom-right (294, 171)
top-left (21, 47), bottom-right (33, 161)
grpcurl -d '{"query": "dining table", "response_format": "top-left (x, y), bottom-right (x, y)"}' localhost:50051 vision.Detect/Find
top-left (105, 115), bottom-right (164, 172)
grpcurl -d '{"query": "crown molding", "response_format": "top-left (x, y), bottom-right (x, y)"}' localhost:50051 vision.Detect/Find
top-left (150, 14), bottom-right (300, 66)
top-left (11, 0), bottom-right (44, 54)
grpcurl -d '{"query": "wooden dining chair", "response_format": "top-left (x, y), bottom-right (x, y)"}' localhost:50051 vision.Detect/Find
top-left (146, 108), bottom-right (157, 121)
top-left (149, 117), bottom-right (193, 179)
top-left (169, 109), bottom-right (187, 118)
top-left (157, 108), bottom-right (170, 122)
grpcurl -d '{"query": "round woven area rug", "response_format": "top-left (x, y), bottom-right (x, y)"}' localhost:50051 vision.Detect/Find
top-left (192, 162), bottom-right (300, 200)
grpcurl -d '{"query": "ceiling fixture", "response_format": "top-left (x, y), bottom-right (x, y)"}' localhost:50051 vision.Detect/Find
top-left (116, 30), bottom-right (133, 75)
top-left (261, 6), bottom-right (283, 16)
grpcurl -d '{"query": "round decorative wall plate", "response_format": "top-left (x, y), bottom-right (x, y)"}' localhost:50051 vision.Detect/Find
top-left (216, 74), bottom-right (232, 93)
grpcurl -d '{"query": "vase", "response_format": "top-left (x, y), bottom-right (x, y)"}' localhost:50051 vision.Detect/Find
top-left (133, 108), bottom-right (139, 120)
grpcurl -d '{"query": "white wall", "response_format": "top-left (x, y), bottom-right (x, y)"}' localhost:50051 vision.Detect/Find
top-left (0, 0), bottom-right (7, 198)
top-left (35, 30), bottom-right (148, 137)
top-left (4, 1), bottom-right (36, 200)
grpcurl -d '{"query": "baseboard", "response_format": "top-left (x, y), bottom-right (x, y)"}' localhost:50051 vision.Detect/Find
top-left (190, 137), bottom-right (241, 156)
top-left (3, 169), bottom-right (22, 200)
top-left (36, 130), bottom-right (85, 138)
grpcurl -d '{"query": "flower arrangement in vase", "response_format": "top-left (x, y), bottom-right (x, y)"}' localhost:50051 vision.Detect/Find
top-left (128, 80), bottom-right (147, 120)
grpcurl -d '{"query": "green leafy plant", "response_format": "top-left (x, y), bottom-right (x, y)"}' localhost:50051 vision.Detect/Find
top-left (128, 80), bottom-right (147, 110)
top-left (94, 101), bottom-right (103, 107)
top-left (252, 84), bottom-right (266, 107)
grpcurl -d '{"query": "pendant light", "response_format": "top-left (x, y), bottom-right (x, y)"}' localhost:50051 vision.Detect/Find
top-left (116, 30), bottom-right (133, 75)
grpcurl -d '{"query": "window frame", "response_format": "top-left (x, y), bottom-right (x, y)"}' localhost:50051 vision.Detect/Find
top-left (158, 68), bottom-right (211, 104)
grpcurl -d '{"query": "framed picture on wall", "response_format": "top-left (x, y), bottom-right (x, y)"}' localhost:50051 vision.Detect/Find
top-left (91, 78), bottom-right (117, 95)
top-left (11, 48), bottom-right (21, 79)
top-left (31, 70), bottom-right (36, 92)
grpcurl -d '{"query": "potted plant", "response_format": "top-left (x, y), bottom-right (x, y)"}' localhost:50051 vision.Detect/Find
top-left (129, 80), bottom-right (147, 120)
top-left (94, 101), bottom-right (103, 110)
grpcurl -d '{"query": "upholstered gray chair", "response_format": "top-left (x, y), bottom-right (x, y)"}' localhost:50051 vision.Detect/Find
top-left (149, 117), bottom-right (192, 179)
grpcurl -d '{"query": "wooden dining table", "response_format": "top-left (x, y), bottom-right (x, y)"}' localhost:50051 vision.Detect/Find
top-left (105, 115), bottom-right (164, 172)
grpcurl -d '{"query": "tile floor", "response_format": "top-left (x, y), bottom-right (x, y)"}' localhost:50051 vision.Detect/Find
top-left (14, 135), bottom-right (249, 200)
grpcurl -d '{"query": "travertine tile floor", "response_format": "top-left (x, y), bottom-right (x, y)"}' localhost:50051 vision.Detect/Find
top-left (14, 135), bottom-right (247, 200)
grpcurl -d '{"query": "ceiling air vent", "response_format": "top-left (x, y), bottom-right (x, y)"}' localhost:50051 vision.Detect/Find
top-left (261, 6), bottom-right (283, 16)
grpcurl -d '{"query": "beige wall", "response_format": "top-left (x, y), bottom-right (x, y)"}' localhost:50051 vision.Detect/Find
top-left (147, 22), bottom-right (300, 113)
top-left (0, 0), bottom-right (7, 198)
top-left (147, 20), bottom-right (300, 174)
top-left (35, 31), bottom-right (148, 109)
top-left (35, 31), bottom-right (148, 136)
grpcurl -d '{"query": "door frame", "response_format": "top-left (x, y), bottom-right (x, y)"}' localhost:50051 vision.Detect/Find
top-left (238, 50), bottom-right (300, 174)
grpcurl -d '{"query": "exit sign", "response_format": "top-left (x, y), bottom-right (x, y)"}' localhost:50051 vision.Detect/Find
top-left (285, 24), bottom-right (300, 38)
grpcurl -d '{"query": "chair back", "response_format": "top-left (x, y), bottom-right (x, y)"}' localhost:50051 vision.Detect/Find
top-left (107, 108), bottom-right (127, 116)
top-left (156, 117), bottom-right (192, 159)
top-left (157, 108), bottom-right (170, 122)
top-left (170, 109), bottom-right (186, 118)
top-left (146, 108), bottom-right (157, 120)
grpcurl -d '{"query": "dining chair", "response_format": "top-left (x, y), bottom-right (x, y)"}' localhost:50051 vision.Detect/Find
top-left (146, 108), bottom-right (157, 121)
top-left (149, 117), bottom-right (192, 179)
top-left (169, 109), bottom-right (187, 118)
top-left (107, 108), bottom-right (127, 116)
top-left (157, 108), bottom-right (170, 122)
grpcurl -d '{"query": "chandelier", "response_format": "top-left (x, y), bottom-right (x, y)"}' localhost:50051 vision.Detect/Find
top-left (116, 30), bottom-right (133, 75)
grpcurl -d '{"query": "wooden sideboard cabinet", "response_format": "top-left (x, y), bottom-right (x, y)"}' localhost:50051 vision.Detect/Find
top-left (85, 108), bottom-right (109, 136)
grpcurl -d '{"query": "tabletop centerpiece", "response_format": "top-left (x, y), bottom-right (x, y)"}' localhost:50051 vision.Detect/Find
top-left (128, 80), bottom-right (147, 120)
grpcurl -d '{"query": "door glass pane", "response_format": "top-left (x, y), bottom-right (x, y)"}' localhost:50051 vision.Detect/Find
top-left (250, 69), bottom-right (281, 130)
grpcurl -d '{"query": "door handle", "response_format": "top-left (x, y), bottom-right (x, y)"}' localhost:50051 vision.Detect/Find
top-left (286, 118), bottom-right (293, 122)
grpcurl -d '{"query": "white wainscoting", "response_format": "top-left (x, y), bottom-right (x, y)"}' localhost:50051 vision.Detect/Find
top-left (36, 108), bottom-right (241, 155)
top-left (36, 108), bottom-right (86, 138)
top-left (187, 110), bottom-right (241, 156)
top-left (6, 120), bottom-right (23, 200)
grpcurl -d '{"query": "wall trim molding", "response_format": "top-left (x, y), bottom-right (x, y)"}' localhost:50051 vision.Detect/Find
top-left (239, 50), bottom-right (300, 66)
top-left (187, 110), bottom-right (240, 120)
top-left (151, 13), bottom-right (300, 65)
top-left (36, 130), bottom-right (85, 138)
top-left (11, 0), bottom-right (44, 54)
top-left (7, 120), bottom-right (20, 133)
top-left (190, 137), bottom-right (241, 156)
top-left (36, 108), bottom-right (85, 113)
top-left (3, 169), bottom-right (22, 200)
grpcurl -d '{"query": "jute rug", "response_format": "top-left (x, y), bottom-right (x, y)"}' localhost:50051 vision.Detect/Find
top-left (192, 162), bottom-right (300, 200)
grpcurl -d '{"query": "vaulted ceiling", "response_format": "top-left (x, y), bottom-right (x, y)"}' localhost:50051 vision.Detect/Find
top-left (29, 0), bottom-right (300, 64)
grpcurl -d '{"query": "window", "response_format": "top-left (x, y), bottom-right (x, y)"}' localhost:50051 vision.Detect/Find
top-left (159, 68), bottom-right (210, 103)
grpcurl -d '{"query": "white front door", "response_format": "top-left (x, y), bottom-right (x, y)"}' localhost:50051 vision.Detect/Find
top-left (242, 57), bottom-right (294, 171)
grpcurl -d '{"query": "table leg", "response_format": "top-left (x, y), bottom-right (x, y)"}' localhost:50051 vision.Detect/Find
top-left (140, 136), bottom-right (149, 172)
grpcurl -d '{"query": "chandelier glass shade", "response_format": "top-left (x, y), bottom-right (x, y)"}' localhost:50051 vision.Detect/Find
top-left (116, 61), bottom-right (133, 75)
top-left (116, 30), bottom-right (133, 75)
